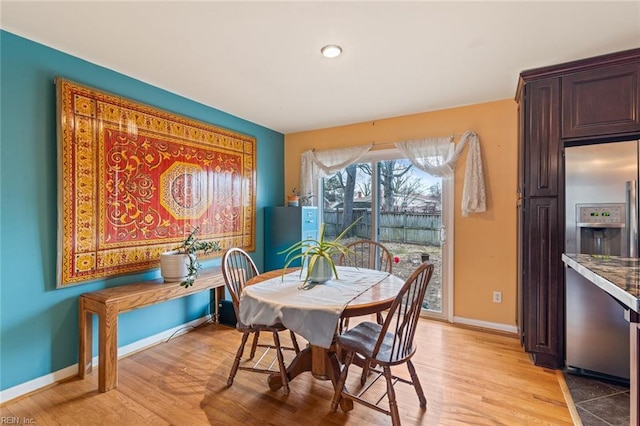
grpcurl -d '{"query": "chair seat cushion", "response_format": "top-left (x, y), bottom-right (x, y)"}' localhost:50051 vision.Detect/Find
top-left (337, 321), bottom-right (414, 365)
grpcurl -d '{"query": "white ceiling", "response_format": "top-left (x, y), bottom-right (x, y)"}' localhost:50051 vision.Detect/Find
top-left (1, 1), bottom-right (639, 134)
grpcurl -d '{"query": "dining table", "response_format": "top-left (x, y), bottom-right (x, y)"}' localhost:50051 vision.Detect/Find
top-left (240, 266), bottom-right (405, 411)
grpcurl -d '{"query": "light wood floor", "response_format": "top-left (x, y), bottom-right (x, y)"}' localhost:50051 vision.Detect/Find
top-left (1, 318), bottom-right (574, 425)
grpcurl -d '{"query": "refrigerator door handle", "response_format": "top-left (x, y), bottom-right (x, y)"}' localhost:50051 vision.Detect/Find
top-left (627, 180), bottom-right (638, 257)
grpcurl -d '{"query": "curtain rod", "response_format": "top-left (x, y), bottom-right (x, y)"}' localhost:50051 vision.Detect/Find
top-left (311, 133), bottom-right (456, 152)
top-left (372, 133), bottom-right (456, 147)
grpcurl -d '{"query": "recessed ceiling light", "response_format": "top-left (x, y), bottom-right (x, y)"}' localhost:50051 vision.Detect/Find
top-left (321, 45), bottom-right (342, 59)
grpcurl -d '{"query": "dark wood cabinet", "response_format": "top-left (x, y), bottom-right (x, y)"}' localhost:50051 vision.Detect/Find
top-left (526, 78), bottom-right (561, 198)
top-left (522, 197), bottom-right (563, 368)
top-left (517, 48), bottom-right (640, 369)
top-left (518, 77), bottom-right (563, 366)
top-left (562, 63), bottom-right (640, 139)
top-left (517, 99), bottom-right (525, 346)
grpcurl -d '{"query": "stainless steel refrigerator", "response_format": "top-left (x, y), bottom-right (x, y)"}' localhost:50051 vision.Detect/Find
top-left (565, 140), bottom-right (639, 381)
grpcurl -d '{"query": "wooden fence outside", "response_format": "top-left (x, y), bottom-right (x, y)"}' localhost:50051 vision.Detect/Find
top-left (323, 210), bottom-right (442, 246)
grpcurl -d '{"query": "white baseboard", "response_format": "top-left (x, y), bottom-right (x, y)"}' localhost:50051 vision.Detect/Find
top-left (0, 363), bottom-right (81, 405)
top-left (0, 316), bottom-right (209, 404)
top-left (453, 316), bottom-right (519, 335)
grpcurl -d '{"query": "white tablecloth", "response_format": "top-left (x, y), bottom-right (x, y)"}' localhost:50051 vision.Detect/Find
top-left (239, 266), bottom-right (391, 349)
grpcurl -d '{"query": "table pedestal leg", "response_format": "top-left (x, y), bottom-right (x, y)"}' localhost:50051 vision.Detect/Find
top-left (267, 345), bottom-right (354, 411)
top-left (268, 347), bottom-right (312, 390)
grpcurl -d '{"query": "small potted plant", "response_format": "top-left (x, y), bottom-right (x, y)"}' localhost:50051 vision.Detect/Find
top-left (279, 218), bottom-right (361, 284)
top-left (288, 187), bottom-right (314, 206)
top-left (287, 188), bottom-right (300, 206)
top-left (160, 226), bottom-right (221, 287)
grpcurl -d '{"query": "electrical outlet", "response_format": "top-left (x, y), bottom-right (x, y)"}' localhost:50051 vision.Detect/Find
top-left (492, 291), bottom-right (502, 303)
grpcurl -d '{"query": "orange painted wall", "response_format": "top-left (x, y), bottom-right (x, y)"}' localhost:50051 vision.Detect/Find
top-left (284, 99), bottom-right (518, 327)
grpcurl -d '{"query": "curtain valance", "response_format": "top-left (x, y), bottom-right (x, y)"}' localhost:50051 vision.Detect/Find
top-left (395, 131), bottom-right (486, 216)
top-left (300, 144), bottom-right (373, 199)
top-left (300, 130), bottom-right (486, 216)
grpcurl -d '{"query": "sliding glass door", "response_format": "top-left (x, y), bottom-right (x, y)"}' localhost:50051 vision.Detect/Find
top-left (319, 148), bottom-right (452, 320)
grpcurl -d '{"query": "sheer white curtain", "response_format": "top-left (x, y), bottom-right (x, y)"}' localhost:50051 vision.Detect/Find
top-left (300, 144), bottom-right (373, 202)
top-left (395, 131), bottom-right (486, 216)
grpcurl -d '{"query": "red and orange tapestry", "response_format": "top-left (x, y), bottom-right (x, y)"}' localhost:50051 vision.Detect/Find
top-left (56, 78), bottom-right (256, 287)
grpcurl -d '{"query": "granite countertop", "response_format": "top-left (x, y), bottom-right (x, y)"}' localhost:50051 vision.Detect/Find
top-left (562, 253), bottom-right (640, 312)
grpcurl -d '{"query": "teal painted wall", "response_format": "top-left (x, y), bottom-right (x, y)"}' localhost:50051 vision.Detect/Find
top-left (0, 30), bottom-right (285, 392)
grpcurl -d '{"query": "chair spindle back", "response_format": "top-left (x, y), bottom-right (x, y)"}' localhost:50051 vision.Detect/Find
top-left (373, 262), bottom-right (434, 363)
top-left (339, 240), bottom-right (393, 273)
top-left (222, 248), bottom-right (259, 318)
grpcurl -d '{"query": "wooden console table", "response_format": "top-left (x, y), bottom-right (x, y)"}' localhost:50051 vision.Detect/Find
top-left (78, 268), bottom-right (225, 392)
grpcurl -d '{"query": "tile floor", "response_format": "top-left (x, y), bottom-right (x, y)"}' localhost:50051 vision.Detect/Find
top-left (564, 371), bottom-right (630, 425)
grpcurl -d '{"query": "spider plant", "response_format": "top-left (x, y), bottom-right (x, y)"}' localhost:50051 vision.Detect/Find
top-left (279, 217), bottom-right (361, 283)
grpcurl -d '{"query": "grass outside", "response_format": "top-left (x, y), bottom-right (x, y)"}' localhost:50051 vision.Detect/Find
top-left (341, 238), bottom-right (442, 312)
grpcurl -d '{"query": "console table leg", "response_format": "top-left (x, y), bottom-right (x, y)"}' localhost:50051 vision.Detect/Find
top-left (99, 303), bottom-right (118, 392)
top-left (78, 297), bottom-right (93, 377)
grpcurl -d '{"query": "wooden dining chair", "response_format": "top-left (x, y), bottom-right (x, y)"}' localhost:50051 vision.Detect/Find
top-left (338, 239), bottom-right (393, 274)
top-left (338, 240), bottom-right (392, 328)
top-left (330, 261), bottom-right (435, 426)
top-left (222, 247), bottom-right (300, 395)
top-left (337, 239), bottom-right (394, 382)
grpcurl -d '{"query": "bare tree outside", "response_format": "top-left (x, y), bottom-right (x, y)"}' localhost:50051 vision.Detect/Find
top-left (322, 159), bottom-right (443, 312)
top-left (341, 164), bottom-right (357, 232)
top-left (323, 164), bottom-right (358, 236)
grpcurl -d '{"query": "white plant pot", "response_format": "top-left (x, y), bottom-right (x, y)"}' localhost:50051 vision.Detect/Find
top-left (309, 257), bottom-right (333, 283)
top-left (160, 251), bottom-right (195, 283)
